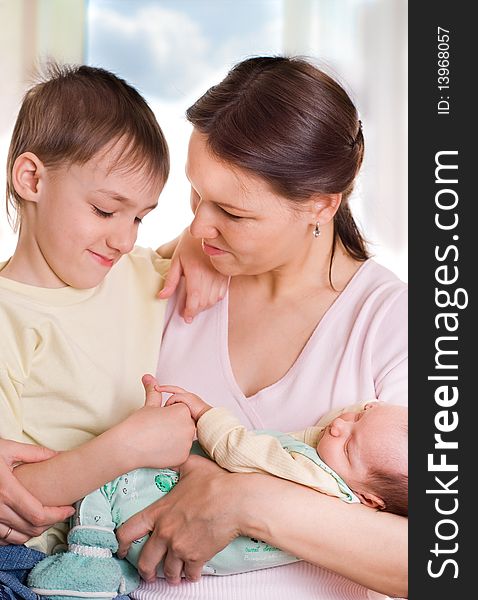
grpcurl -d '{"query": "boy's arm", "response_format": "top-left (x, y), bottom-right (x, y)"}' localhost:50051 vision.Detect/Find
top-left (197, 407), bottom-right (346, 498)
top-left (14, 377), bottom-right (195, 507)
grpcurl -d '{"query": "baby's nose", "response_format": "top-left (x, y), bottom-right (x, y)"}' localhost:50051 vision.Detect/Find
top-left (329, 417), bottom-right (346, 437)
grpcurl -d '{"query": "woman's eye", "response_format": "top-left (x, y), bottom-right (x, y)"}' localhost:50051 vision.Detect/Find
top-left (93, 206), bottom-right (114, 218)
top-left (220, 206), bottom-right (242, 219)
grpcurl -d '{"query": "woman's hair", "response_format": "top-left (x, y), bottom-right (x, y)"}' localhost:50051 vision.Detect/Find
top-left (6, 62), bottom-right (169, 231)
top-left (186, 55), bottom-right (368, 262)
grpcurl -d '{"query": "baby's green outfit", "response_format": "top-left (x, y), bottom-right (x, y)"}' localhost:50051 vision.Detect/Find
top-left (28, 408), bottom-right (361, 600)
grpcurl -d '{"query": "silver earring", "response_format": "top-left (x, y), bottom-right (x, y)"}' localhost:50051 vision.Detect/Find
top-left (313, 222), bottom-right (321, 238)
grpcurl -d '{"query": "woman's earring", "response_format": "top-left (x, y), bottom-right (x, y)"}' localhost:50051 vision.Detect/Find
top-left (313, 222), bottom-right (321, 238)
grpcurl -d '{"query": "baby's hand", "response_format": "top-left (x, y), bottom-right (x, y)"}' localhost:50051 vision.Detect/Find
top-left (160, 385), bottom-right (212, 422)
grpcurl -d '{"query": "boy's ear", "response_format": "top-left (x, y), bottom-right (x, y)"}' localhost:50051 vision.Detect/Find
top-left (310, 193), bottom-right (342, 226)
top-left (12, 152), bottom-right (45, 203)
top-left (355, 491), bottom-right (386, 511)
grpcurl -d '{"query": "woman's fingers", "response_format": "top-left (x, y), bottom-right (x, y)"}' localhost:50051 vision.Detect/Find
top-left (161, 551), bottom-right (185, 585)
top-left (157, 255), bottom-right (182, 299)
top-left (116, 506), bottom-right (154, 559)
top-left (0, 442), bottom-right (75, 538)
top-left (5, 441), bottom-right (58, 467)
top-left (136, 532), bottom-right (169, 583)
top-left (182, 559), bottom-right (204, 583)
top-left (0, 523), bottom-right (30, 546)
top-left (0, 500), bottom-right (72, 538)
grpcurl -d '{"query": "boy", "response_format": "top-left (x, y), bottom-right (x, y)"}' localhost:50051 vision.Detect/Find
top-left (0, 63), bottom-right (217, 569)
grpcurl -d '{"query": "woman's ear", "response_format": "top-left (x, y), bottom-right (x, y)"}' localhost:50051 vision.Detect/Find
top-left (312, 193), bottom-right (342, 226)
top-left (12, 152), bottom-right (45, 203)
top-left (355, 491), bottom-right (386, 511)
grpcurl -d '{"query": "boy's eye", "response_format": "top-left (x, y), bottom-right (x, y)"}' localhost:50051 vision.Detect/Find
top-left (93, 206), bottom-right (114, 218)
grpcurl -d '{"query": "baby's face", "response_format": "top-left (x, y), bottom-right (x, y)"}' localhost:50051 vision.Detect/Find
top-left (316, 403), bottom-right (407, 498)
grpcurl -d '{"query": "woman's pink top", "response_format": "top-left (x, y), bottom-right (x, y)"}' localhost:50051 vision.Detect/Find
top-left (133, 259), bottom-right (407, 600)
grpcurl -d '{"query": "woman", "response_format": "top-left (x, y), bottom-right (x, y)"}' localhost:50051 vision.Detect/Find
top-left (117, 56), bottom-right (408, 599)
top-left (1, 56), bottom-right (407, 598)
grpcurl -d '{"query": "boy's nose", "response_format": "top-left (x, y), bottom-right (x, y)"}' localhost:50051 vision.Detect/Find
top-left (108, 227), bottom-right (136, 255)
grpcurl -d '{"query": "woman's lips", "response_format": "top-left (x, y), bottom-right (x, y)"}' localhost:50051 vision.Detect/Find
top-left (202, 242), bottom-right (227, 256)
top-left (88, 250), bottom-right (115, 267)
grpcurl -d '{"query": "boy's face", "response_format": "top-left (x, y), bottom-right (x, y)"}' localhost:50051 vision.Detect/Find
top-left (22, 147), bottom-right (162, 288)
top-left (317, 403), bottom-right (407, 499)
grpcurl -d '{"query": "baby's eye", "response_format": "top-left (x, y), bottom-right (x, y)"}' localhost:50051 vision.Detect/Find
top-left (93, 206), bottom-right (114, 218)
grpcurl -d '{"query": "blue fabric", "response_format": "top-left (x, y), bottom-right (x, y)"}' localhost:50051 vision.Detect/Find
top-left (0, 545), bottom-right (44, 600)
top-left (0, 544), bottom-right (130, 600)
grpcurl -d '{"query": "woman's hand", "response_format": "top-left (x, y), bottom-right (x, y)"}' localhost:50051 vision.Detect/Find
top-left (0, 439), bottom-right (75, 545)
top-left (116, 455), bottom-right (242, 584)
top-left (157, 229), bottom-right (229, 323)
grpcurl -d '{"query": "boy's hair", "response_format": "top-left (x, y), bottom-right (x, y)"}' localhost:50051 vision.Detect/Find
top-left (6, 62), bottom-right (169, 231)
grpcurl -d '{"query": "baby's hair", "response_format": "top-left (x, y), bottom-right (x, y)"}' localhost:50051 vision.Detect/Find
top-left (368, 469), bottom-right (408, 517)
top-left (6, 62), bottom-right (169, 231)
top-left (368, 419), bottom-right (408, 516)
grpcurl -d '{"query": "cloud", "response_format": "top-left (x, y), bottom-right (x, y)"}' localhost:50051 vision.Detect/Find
top-left (87, 2), bottom-right (281, 100)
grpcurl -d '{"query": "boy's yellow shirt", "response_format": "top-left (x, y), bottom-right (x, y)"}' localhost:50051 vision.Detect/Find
top-left (0, 246), bottom-right (169, 552)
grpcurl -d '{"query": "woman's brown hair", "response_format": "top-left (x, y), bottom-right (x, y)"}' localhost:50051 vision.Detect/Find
top-left (186, 56), bottom-right (368, 262)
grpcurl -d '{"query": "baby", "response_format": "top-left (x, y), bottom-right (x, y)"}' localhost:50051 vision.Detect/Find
top-left (162, 384), bottom-right (408, 515)
top-left (28, 380), bottom-right (407, 598)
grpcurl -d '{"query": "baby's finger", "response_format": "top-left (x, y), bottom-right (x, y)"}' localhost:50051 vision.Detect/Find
top-left (164, 394), bottom-right (180, 407)
top-left (157, 385), bottom-right (188, 395)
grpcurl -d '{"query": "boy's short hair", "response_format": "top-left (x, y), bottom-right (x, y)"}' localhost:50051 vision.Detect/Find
top-left (6, 63), bottom-right (169, 230)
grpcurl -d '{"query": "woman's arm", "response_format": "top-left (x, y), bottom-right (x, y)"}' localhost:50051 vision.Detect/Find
top-left (14, 377), bottom-right (195, 507)
top-left (0, 440), bottom-right (75, 545)
top-left (116, 456), bottom-right (407, 597)
top-left (241, 470), bottom-right (407, 597)
top-left (156, 228), bottom-right (229, 323)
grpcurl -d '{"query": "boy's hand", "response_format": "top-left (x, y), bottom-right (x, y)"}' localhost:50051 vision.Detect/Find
top-left (157, 229), bottom-right (229, 323)
top-left (161, 385), bottom-right (212, 422)
top-left (116, 375), bottom-right (195, 471)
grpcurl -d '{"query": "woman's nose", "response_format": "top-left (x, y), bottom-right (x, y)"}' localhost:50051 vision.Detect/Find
top-left (189, 202), bottom-right (218, 240)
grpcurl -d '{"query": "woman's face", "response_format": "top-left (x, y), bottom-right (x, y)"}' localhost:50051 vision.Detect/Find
top-left (186, 130), bottom-right (317, 277)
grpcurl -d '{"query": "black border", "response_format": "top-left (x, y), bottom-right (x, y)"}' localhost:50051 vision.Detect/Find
top-left (409, 3), bottom-right (473, 597)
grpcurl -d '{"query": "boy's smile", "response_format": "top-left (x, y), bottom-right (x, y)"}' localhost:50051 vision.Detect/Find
top-left (4, 145), bottom-right (162, 289)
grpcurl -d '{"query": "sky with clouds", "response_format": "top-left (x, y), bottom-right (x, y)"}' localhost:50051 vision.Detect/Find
top-left (87, 0), bottom-right (282, 102)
